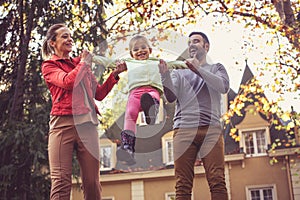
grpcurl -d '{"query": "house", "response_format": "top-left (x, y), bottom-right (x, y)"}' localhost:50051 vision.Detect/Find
top-left (71, 62), bottom-right (300, 200)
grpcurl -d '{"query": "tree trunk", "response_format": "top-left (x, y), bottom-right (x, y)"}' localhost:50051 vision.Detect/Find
top-left (9, 0), bottom-right (35, 122)
top-left (272, 0), bottom-right (299, 50)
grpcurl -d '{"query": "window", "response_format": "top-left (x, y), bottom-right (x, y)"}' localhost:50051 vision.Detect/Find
top-left (165, 139), bottom-right (174, 164)
top-left (137, 111), bottom-right (148, 126)
top-left (220, 93), bottom-right (228, 116)
top-left (165, 192), bottom-right (194, 200)
top-left (239, 128), bottom-right (270, 157)
top-left (100, 145), bottom-right (112, 170)
top-left (100, 139), bottom-right (117, 171)
top-left (102, 197), bottom-right (114, 200)
top-left (246, 185), bottom-right (277, 200)
top-left (162, 131), bottom-right (174, 165)
top-left (165, 192), bottom-right (176, 200)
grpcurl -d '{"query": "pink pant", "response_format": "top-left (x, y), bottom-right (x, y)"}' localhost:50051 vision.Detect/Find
top-left (124, 86), bottom-right (160, 133)
top-left (48, 122), bottom-right (102, 200)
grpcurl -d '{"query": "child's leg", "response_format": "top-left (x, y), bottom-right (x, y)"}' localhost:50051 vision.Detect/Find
top-left (117, 129), bottom-right (136, 165)
top-left (146, 89), bottom-right (160, 102)
top-left (124, 87), bottom-right (160, 130)
top-left (118, 87), bottom-right (160, 165)
top-left (124, 88), bottom-right (143, 133)
top-left (118, 88), bottom-right (143, 165)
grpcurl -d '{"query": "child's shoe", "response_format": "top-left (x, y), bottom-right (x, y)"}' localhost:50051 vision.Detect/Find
top-left (116, 130), bottom-right (136, 165)
top-left (140, 93), bottom-right (159, 125)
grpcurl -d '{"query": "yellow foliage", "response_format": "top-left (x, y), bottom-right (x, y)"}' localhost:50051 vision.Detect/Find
top-left (281, 112), bottom-right (291, 122)
top-left (234, 135), bottom-right (240, 142)
top-left (270, 157), bottom-right (278, 165)
top-left (227, 8), bottom-right (235, 16)
top-left (286, 121), bottom-right (295, 131)
top-left (249, 86), bottom-right (256, 92)
top-left (269, 105), bottom-right (278, 114)
top-left (230, 128), bottom-right (237, 135)
top-left (235, 110), bottom-right (242, 116)
top-left (263, 103), bottom-right (270, 112)
top-left (236, 102), bottom-right (245, 110)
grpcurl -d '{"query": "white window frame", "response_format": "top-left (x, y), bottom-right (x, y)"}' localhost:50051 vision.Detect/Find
top-left (162, 131), bottom-right (174, 165)
top-left (165, 192), bottom-right (176, 200)
top-left (102, 197), bottom-right (115, 200)
top-left (246, 184), bottom-right (277, 200)
top-left (137, 111), bottom-right (148, 126)
top-left (100, 140), bottom-right (117, 171)
top-left (220, 93), bottom-right (228, 116)
top-left (165, 138), bottom-right (174, 165)
top-left (238, 127), bottom-right (270, 157)
top-left (165, 192), bottom-right (194, 200)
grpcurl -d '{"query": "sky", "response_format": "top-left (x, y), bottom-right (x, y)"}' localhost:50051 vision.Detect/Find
top-left (190, 14), bottom-right (299, 113)
top-left (102, 13), bottom-right (299, 113)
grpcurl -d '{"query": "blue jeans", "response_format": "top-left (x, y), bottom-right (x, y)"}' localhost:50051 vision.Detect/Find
top-left (173, 126), bottom-right (228, 200)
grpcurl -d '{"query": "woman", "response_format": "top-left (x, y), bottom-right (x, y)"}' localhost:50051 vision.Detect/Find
top-left (41, 23), bottom-right (126, 200)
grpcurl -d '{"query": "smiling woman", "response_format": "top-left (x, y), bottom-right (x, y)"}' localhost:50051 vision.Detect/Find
top-left (48, 27), bottom-right (73, 59)
top-left (40, 23), bottom-right (126, 200)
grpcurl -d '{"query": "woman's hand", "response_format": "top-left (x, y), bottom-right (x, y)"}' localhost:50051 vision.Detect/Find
top-left (80, 49), bottom-right (93, 66)
top-left (113, 60), bottom-right (127, 78)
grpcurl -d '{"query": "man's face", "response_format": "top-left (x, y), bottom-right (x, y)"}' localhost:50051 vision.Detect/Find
top-left (188, 34), bottom-right (209, 60)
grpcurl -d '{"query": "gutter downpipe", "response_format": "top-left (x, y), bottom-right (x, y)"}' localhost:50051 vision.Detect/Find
top-left (285, 155), bottom-right (294, 200)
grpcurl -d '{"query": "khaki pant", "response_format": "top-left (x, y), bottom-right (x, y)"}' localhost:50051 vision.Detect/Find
top-left (48, 122), bottom-right (102, 200)
top-left (174, 126), bottom-right (228, 200)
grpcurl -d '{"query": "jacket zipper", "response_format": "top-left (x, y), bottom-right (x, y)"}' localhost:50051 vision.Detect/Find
top-left (56, 90), bottom-right (66, 103)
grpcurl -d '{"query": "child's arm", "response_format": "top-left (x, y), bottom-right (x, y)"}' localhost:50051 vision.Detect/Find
top-left (166, 60), bottom-right (188, 69)
top-left (92, 55), bottom-right (116, 69)
top-left (148, 57), bottom-right (187, 69)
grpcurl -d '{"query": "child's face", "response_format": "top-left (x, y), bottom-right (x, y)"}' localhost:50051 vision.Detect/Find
top-left (130, 39), bottom-right (152, 60)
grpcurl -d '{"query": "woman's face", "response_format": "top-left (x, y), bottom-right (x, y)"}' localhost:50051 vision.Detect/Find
top-left (50, 27), bottom-right (73, 57)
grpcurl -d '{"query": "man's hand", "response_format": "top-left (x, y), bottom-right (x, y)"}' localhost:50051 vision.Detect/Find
top-left (185, 57), bottom-right (200, 75)
top-left (158, 59), bottom-right (168, 74)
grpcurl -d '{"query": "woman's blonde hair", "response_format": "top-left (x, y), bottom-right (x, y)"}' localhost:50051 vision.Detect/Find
top-left (41, 23), bottom-right (66, 59)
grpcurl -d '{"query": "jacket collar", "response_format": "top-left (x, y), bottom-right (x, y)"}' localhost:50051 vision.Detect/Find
top-left (50, 54), bottom-right (80, 65)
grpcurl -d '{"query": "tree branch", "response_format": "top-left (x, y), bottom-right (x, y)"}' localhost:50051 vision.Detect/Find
top-left (218, 0), bottom-right (299, 50)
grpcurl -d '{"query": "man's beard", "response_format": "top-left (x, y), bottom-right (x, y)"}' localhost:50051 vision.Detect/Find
top-left (189, 45), bottom-right (205, 60)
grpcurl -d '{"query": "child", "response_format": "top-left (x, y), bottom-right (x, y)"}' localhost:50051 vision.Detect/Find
top-left (93, 35), bottom-right (187, 165)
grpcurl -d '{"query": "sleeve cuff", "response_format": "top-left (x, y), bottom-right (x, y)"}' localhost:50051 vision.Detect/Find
top-left (112, 71), bottom-right (120, 81)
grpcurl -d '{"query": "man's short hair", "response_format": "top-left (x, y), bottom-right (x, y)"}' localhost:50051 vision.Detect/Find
top-left (188, 32), bottom-right (210, 45)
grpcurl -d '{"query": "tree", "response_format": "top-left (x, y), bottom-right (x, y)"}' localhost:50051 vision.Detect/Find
top-left (0, 0), bottom-right (113, 198)
top-left (97, 74), bottom-right (128, 131)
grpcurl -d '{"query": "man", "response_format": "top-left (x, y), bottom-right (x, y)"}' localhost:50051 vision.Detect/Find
top-left (159, 32), bottom-right (230, 200)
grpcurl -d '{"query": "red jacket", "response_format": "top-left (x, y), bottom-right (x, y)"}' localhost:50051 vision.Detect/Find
top-left (42, 55), bottom-right (119, 116)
